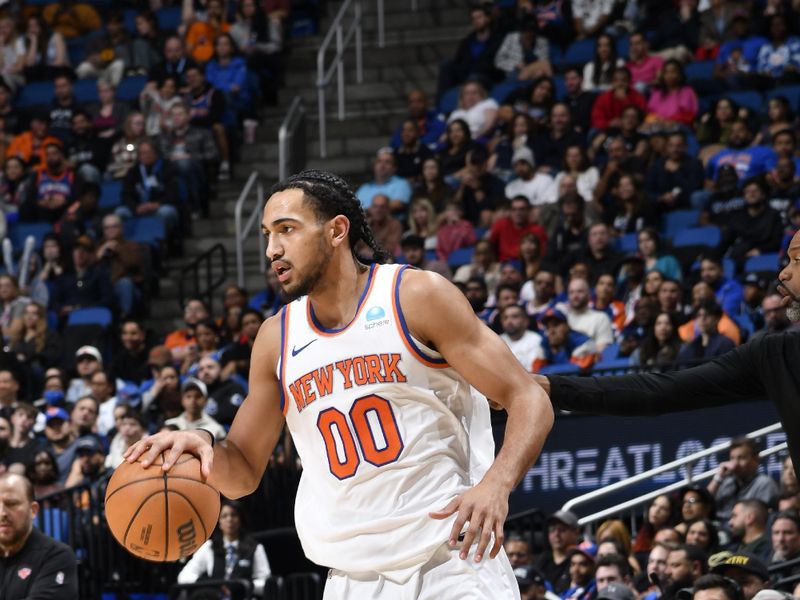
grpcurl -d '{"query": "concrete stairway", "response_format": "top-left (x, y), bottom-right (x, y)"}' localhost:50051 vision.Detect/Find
top-left (147, 0), bottom-right (466, 334)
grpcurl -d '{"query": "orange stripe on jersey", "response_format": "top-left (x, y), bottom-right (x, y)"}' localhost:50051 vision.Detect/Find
top-left (390, 266), bottom-right (450, 369)
top-left (306, 263), bottom-right (379, 337)
top-left (280, 304), bottom-right (291, 416)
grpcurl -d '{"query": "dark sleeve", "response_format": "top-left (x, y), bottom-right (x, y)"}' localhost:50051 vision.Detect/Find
top-left (39, 330), bottom-right (63, 367)
top-left (24, 542), bottom-right (78, 599)
top-left (95, 267), bottom-right (115, 310)
top-left (121, 168), bottom-right (138, 210)
top-left (209, 90), bottom-right (225, 124)
top-left (548, 338), bottom-right (767, 415)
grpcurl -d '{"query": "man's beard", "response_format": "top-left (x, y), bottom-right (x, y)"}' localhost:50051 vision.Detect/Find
top-left (279, 243), bottom-right (332, 303)
top-left (664, 575), bottom-right (694, 600)
top-left (787, 300), bottom-right (800, 323)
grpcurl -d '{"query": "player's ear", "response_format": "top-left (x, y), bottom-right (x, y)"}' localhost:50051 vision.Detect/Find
top-left (329, 215), bottom-right (350, 248)
top-left (30, 500), bottom-right (39, 519)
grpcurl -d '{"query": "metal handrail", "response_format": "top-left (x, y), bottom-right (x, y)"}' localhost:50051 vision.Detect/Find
top-left (316, 0), bottom-right (363, 158)
top-left (562, 421), bottom-right (786, 526)
top-left (234, 171), bottom-right (266, 288)
top-left (279, 96), bottom-right (307, 181)
top-left (178, 242), bottom-right (228, 313)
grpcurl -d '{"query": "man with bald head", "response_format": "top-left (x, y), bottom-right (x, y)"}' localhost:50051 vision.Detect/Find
top-left (558, 278), bottom-right (614, 352)
top-left (390, 89), bottom-right (446, 149)
top-left (535, 228), bottom-right (800, 481)
top-left (0, 473), bottom-right (77, 595)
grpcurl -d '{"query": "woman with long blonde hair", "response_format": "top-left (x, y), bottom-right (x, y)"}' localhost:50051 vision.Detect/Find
top-left (408, 198), bottom-right (438, 251)
top-left (9, 302), bottom-right (62, 391)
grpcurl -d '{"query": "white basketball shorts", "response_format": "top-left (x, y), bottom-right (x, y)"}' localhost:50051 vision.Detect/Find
top-left (322, 542), bottom-right (520, 600)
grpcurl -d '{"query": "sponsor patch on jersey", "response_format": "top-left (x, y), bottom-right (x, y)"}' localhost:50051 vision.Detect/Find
top-left (17, 567), bottom-right (31, 580)
top-left (365, 306), bottom-right (386, 321)
top-left (55, 571), bottom-right (64, 585)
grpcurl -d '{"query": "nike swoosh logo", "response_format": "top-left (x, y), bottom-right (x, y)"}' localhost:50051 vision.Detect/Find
top-left (291, 339), bottom-right (317, 357)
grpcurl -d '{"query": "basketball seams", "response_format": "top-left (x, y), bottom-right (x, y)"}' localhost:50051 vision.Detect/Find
top-left (119, 490), bottom-right (165, 548)
top-left (105, 476), bottom-right (216, 504)
top-left (162, 458), bottom-right (170, 562)
top-left (167, 488), bottom-right (211, 543)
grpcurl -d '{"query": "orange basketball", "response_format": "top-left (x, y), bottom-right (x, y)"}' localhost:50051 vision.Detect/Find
top-left (105, 453), bottom-right (220, 562)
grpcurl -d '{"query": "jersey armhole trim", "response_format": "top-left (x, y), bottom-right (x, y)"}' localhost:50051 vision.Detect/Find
top-left (391, 265), bottom-right (450, 369)
top-left (279, 305), bottom-right (289, 416)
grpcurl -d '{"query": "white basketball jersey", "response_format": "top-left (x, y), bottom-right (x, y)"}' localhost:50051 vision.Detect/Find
top-left (277, 263), bottom-right (495, 582)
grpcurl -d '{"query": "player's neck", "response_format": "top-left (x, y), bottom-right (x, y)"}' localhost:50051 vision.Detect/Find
top-left (308, 257), bottom-right (370, 330)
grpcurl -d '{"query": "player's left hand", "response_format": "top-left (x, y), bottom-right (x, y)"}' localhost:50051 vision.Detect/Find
top-left (429, 480), bottom-right (508, 563)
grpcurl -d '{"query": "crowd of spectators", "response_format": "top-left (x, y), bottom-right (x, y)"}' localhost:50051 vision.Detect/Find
top-left (510, 438), bottom-right (800, 600)
top-left (354, 0), bottom-right (800, 376)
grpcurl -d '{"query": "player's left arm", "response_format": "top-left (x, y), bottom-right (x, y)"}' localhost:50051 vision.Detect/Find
top-left (400, 269), bottom-right (554, 562)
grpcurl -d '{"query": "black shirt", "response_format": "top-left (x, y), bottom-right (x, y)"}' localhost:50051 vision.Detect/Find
top-left (547, 331), bottom-right (800, 475)
top-left (0, 528), bottom-right (78, 600)
top-left (533, 551), bottom-right (571, 594)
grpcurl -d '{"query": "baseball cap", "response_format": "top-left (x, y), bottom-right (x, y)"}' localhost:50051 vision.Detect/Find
top-left (597, 584), bottom-right (637, 600)
top-left (181, 377), bottom-right (207, 397)
top-left (744, 272), bottom-right (767, 290)
top-left (547, 509), bottom-right (579, 528)
top-left (752, 591), bottom-right (793, 600)
top-left (76, 345), bottom-right (102, 363)
top-left (711, 553), bottom-right (769, 581)
top-left (539, 308), bottom-right (569, 327)
top-left (45, 406), bottom-right (70, 424)
top-left (566, 545), bottom-right (595, 563)
top-left (512, 146), bottom-right (535, 167)
top-left (74, 436), bottom-right (104, 454)
top-left (44, 390), bottom-right (65, 407)
top-left (514, 565), bottom-right (545, 588)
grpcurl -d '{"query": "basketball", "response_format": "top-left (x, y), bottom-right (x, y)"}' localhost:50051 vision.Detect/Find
top-left (105, 453), bottom-right (220, 562)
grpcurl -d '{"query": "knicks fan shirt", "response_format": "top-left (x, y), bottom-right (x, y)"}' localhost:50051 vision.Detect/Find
top-left (278, 263), bottom-right (495, 582)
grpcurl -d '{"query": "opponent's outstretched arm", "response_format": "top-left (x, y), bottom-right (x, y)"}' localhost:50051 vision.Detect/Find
top-left (124, 316), bottom-right (286, 499)
top-left (399, 269), bottom-right (554, 562)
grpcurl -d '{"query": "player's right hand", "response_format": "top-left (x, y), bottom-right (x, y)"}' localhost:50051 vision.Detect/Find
top-left (123, 430), bottom-right (215, 479)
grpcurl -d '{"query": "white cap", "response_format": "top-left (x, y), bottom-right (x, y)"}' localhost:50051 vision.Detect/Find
top-left (75, 345), bottom-right (102, 363)
top-left (181, 377), bottom-right (208, 397)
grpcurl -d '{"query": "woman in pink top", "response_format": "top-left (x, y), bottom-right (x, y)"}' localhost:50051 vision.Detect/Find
top-left (646, 60), bottom-right (698, 128)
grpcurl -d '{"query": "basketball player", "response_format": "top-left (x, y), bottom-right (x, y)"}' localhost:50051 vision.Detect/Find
top-left (125, 170), bottom-right (554, 598)
top-left (534, 228), bottom-right (800, 477)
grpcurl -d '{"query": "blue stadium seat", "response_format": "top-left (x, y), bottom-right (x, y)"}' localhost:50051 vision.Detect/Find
top-left (124, 216), bottom-right (166, 246)
top-left (662, 209), bottom-right (700, 238)
top-left (67, 307), bottom-right (113, 328)
top-left (744, 252), bottom-right (780, 274)
top-left (616, 232), bottom-right (638, 253)
top-left (117, 76), bottom-right (147, 101)
top-left (538, 363), bottom-right (581, 375)
top-left (593, 358), bottom-right (631, 375)
top-left (601, 342), bottom-right (620, 362)
top-left (447, 246), bottom-right (474, 268)
top-left (36, 507), bottom-right (69, 543)
top-left (99, 181), bottom-right (123, 210)
top-left (548, 43), bottom-right (564, 68)
top-left (616, 37), bottom-right (629, 59)
top-left (156, 6), bottom-right (182, 31)
top-left (685, 61), bottom-right (714, 82)
top-left (734, 314), bottom-right (755, 341)
top-left (686, 132), bottom-right (700, 157)
top-left (74, 79), bottom-right (100, 104)
top-left (123, 9), bottom-right (138, 33)
top-left (672, 226), bottom-right (721, 248)
top-left (553, 75), bottom-right (566, 100)
top-left (725, 90), bottom-right (764, 113)
top-left (17, 82), bottom-right (54, 108)
top-left (7, 222), bottom-right (52, 250)
top-left (767, 85), bottom-right (800, 111)
top-left (424, 249), bottom-right (437, 262)
top-left (67, 40), bottom-right (87, 66)
top-left (564, 39), bottom-right (595, 65)
top-left (490, 78), bottom-right (526, 104)
top-left (438, 86), bottom-right (460, 114)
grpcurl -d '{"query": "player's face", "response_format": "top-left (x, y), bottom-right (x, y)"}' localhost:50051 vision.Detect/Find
top-left (263, 189), bottom-right (334, 302)
top-left (0, 476), bottom-right (37, 552)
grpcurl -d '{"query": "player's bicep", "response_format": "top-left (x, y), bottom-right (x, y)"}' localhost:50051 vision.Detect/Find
top-left (401, 270), bottom-right (533, 406)
top-left (225, 316), bottom-right (286, 476)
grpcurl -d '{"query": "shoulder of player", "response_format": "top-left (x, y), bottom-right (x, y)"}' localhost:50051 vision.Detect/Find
top-left (397, 267), bottom-right (475, 340)
top-left (397, 267), bottom-right (456, 307)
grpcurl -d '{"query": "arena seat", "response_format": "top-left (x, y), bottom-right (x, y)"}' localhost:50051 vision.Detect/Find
top-left (725, 90), bottom-right (764, 113)
top-left (600, 342), bottom-right (620, 362)
top-left (593, 358), bottom-right (631, 375)
top-left (615, 37), bottom-right (629, 58)
top-left (662, 209), bottom-right (700, 238)
top-left (447, 246), bottom-right (474, 269)
top-left (744, 252), bottom-right (781, 274)
top-left (99, 181), bottom-right (123, 210)
top-left (766, 85), bottom-right (800, 110)
top-left (684, 61), bottom-right (714, 83)
top-left (67, 307), bottom-right (114, 328)
top-left (117, 76), bottom-right (148, 101)
top-left (548, 43), bottom-right (564, 68)
top-left (438, 86), bottom-right (460, 114)
top-left (563, 39), bottom-right (595, 65)
top-left (74, 78), bottom-right (100, 104)
top-left (7, 222), bottom-right (52, 251)
top-left (672, 226), bottom-right (721, 248)
top-left (491, 78), bottom-right (527, 104)
top-left (124, 216), bottom-right (166, 247)
top-left (538, 363), bottom-right (581, 375)
top-left (156, 6), bottom-right (182, 31)
top-left (615, 233), bottom-right (638, 253)
top-left (17, 82), bottom-right (54, 108)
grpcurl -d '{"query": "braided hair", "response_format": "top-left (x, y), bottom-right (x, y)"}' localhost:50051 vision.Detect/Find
top-left (270, 169), bottom-right (391, 264)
